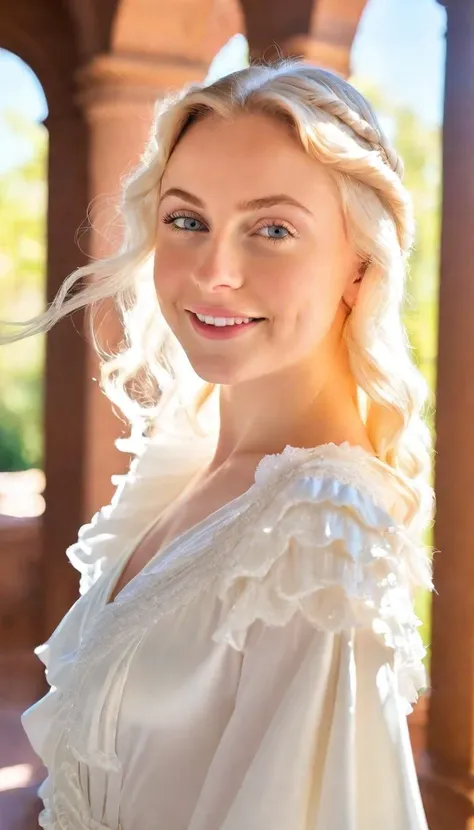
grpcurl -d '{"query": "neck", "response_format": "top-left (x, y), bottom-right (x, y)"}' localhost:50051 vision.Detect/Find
top-left (211, 334), bottom-right (372, 468)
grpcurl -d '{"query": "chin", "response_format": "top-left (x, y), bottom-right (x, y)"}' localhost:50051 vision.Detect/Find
top-left (186, 353), bottom-right (254, 386)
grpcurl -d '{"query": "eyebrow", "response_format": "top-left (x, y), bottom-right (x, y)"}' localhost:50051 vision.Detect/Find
top-left (159, 187), bottom-right (314, 217)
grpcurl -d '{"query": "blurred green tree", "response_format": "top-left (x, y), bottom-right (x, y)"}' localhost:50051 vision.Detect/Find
top-left (0, 111), bottom-right (47, 471)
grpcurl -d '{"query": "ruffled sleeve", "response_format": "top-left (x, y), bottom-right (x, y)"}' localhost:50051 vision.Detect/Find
top-left (186, 464), bottom-right (432, 830)
top-left (213, 470), bottom-right (432, 710)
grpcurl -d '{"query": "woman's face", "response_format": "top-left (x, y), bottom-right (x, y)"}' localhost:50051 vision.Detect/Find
top-left (154, 111), bottom-right (360, 385)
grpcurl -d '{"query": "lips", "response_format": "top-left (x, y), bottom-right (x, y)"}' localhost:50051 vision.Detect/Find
top-left (186, 310), bottom-right (265, 339)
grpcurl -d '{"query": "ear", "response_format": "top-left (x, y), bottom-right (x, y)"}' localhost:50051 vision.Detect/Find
top-left (342, 259), bottom-right (369, 311)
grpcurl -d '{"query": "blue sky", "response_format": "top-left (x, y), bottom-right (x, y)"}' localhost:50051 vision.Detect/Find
top-left (0, 0), bottom-right (446, 173)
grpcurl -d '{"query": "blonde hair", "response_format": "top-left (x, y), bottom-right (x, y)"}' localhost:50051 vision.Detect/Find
top-left (1, 59), bottom-right (434, 534)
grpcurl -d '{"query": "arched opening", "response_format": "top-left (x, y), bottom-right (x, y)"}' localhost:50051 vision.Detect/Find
top-left (0, 41), bottom-right (49, 830)
top-left (0, 48), bottom-right (48, 513)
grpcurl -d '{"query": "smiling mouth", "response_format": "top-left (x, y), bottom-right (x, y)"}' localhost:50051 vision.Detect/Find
top-left (186, 310), bottom-right (266, 338)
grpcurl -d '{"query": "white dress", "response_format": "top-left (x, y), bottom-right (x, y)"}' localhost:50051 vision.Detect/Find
top-left (22, 429), bottom-right (433, 830)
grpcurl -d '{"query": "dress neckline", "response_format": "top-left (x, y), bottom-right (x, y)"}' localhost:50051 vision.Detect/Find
top-left (104, 440), bottom-right (387, 608)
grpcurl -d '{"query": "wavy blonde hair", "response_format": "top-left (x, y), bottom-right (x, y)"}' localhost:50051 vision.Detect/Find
top-left (1, 59), bottom-right (434, 534)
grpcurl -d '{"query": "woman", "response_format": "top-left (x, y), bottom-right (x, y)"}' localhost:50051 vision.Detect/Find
top-left (6, 60), bottom-right (433, 828)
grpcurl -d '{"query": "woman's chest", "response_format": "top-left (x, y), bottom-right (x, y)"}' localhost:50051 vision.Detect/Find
top-left (108, 462), bottom-right (259, 603)
top-left (108, 507), bottom-right (191, 603)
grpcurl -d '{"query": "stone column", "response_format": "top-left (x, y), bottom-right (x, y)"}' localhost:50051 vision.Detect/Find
top-left (243, 0), bottom-right (368, 78)
top-left (43, 104), bottom-right (92, 630)
top-left (420, 2), bottom-right (474, 828)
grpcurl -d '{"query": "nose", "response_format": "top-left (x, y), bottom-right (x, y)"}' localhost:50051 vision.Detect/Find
top-left (191, 237), bottom-right (244, 292)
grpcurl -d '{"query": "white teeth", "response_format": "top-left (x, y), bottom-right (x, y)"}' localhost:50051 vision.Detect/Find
top-left (195, 313), bottom-right (256, 327)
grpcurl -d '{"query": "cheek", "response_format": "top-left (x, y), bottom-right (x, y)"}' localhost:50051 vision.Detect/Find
top-left (153, 245), bottom-right (186, 304)
top-left (265, 254), bottom-right (343, 334)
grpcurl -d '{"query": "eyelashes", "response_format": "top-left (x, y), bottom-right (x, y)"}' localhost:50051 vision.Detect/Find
top-left (161, 210), bottom-right (298, 244)
top-left (257, 219), bottom-right (297, 243)
top-left (162, 212), bottom-right (203, 232)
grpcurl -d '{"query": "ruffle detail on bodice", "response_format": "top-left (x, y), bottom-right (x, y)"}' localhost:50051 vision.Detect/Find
top-left (36, 765), bottom-right (114, 830)
top-left (212, 468), bottom-right (433, 712)
top-left (22, 429), bottom-right (216, 770)
top-left (66, 431), bottom-right (216, 596)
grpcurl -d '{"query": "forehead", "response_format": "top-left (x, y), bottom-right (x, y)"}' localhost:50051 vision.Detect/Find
top-left (160, 111), bottom-right (341, 211)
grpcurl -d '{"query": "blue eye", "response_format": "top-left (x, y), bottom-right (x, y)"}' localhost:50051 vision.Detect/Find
top-left (256, 222), bottom-right (295, 243)
top-left (259, 224), bottom-right (290, 240)
top-left (162, 212), bottom-right (206, 232)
